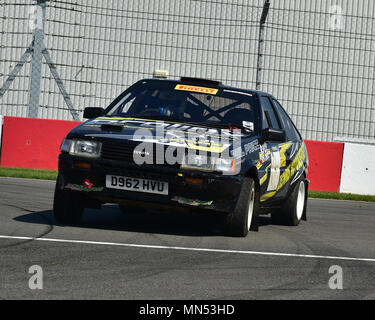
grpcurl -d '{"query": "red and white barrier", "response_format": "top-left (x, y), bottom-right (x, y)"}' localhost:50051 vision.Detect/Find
top-left (0, 115), bottom-right (3, 155)
top-left (340, 143), bottom-right (375, 195)
top-left (304, 140), bottom-right (344, 193)
top-left (0, 116), bottom-right (80, 170)
top-left (0, 116), bottom-right (373, 195)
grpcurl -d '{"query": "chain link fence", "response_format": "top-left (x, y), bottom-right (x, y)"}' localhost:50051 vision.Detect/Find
top-left (1, 0), bottom-right (374, 142)
top-left (263, 0), bottom-right (375, 142)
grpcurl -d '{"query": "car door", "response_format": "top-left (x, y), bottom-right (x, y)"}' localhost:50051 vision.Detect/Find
top-left (271, 98), bottom-right (303, 197)
top-left (258, 96), bottom-right (286, 203)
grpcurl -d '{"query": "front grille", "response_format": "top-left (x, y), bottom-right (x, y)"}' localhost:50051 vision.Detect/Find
top-left (101, 139), bottom-right (182, 168)
top-left (101, 140), bottom-right (138, 162)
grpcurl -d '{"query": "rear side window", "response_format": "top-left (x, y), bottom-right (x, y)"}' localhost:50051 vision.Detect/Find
top-left (272, 99), bottom-right (301, 141)
top-left (260, 96), bottom-right (280, 130)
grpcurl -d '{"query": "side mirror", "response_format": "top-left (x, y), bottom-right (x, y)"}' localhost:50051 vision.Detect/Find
top-left (83, 107), bottom-right (104, 119)
top-left (262, 128), bottom-right (286, 142)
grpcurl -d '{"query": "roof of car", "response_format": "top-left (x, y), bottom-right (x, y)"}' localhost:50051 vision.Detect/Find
top-left (137, 78), bottom-right (272, 98)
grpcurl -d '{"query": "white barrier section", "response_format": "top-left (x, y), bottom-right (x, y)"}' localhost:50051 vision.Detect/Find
top-left (340, 143), bottom-right (375, 195)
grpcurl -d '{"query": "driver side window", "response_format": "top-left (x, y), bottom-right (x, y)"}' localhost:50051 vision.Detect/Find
top-left (272, 99), bottom-right (301, 142)
top-left (261, 96), bottom-right (280, 130)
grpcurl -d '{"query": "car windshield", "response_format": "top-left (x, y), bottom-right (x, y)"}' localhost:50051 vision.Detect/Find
top-left (106, 80), bottom-right (259, 133)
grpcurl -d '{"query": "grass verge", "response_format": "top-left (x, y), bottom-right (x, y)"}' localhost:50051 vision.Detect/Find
top-left (0, 166), bottom-right (57, 181)
top-left (1, 166), bottom-right (375, 202)
top-left (308, 190), bottom-right (375, 202)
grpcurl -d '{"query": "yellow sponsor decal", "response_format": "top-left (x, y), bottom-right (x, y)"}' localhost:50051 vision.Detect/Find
top-left (185, 143), bottom-right (226, 153)
top-left (174, 84), bottom-right (218, 95)
top-left (279, 142), bottom-right (292, 167)
top-left (170, 137), bottom-right (226, 153)
top-left (259, 172), bottom-right (268, 186)
top-left (260, 143), bottom-right (306, 202)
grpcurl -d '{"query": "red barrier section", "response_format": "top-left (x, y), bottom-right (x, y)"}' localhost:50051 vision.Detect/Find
top-left (305, 140), bottom-right (344, 192)
top-left (0, 116), bottom-right (81, 170)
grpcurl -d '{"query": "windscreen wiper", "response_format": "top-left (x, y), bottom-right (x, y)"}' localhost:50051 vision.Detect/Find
top-left (121, 114), bottom-right (209, 127)
top-left (202, 121), bottom-right (253, 134)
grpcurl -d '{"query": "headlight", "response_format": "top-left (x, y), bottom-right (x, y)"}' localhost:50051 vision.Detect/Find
top-left (60, 139), bottom-right (102, 158)
top-left (181, 155), bottom-right (236, 174)
top-left (215, 157), bottom-right (236, 174)
top-left (181, 154), bottom-right (215, 172)
top-left (60, 139), bottom-right (72, 153)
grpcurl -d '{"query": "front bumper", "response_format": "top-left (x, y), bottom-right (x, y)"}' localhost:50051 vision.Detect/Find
top-left (58, 154), bottom-right (243, 213)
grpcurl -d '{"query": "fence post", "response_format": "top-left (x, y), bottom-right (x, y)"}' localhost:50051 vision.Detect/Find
top-left (28, 0), bottom-right (46, 118)
top-left (43, 49), bottom-right (80, 120)
top-left (255, 0), bottom-right (270, 91)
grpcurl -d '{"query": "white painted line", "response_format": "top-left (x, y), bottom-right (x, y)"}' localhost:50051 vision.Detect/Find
top-left (0, 234), bottom-right (374, 263)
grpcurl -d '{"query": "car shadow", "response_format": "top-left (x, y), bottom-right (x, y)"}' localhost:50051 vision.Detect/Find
top-left (258, 215), bottom-right (273, 227)
top-left (14, 204), bottom-right (274, 237)
top-left (14, 204), bottom-right (229, 237)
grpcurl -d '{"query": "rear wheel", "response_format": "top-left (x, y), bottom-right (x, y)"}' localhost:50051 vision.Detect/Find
top-left (224, 177), bottom-right (258, 237)
top-left (271, 178), bottom-right (307, 226)
top-left (53, 175), bottom-right (84, 224)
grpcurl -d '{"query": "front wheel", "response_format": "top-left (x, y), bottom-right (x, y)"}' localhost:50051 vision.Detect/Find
top-left (224, 177), bottom-right (259, 237)
top-left (53, 175), bottom-right (84, 224)
top-left (272, 178), bottom-right (307, 226)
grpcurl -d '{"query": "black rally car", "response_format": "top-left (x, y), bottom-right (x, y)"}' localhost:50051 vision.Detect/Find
top-left (54, 77), bottom-right (309, 237)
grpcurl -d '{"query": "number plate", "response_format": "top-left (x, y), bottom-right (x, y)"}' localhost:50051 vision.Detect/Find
top-left (105, 175), bottom-right (168, 195)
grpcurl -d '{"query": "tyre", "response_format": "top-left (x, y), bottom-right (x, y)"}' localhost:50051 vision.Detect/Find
top-left (271, 178), bottom-right (307, 226)
top-left (224, 177), bottom-right (259, 237)
top-left (53, 175), bottom-right (84, 224)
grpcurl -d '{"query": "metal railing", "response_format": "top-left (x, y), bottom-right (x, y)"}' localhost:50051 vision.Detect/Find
top-left (0, 0), bottom-right (374, 142)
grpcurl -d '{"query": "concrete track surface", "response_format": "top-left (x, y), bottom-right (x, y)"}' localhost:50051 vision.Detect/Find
top-left (0, 177), bottom-right (374, 299)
